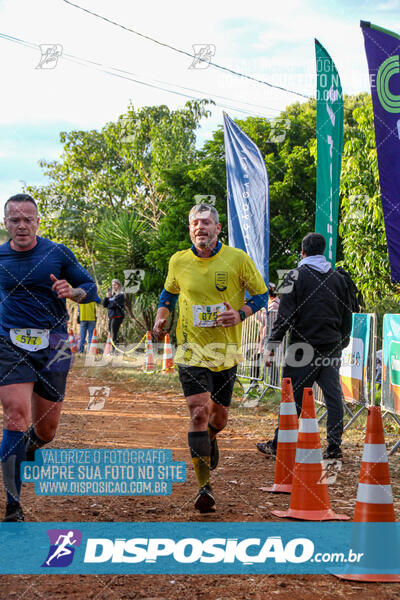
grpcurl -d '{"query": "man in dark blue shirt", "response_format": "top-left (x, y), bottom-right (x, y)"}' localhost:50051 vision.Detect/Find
top-left (0, 194), bottom-right (98, 521)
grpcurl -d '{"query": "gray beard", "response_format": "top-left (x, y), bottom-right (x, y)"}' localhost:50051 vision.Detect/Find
top-left (197, 235), bottom-right (217, 249)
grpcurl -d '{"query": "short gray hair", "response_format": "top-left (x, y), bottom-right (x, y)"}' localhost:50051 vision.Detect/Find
top-left (188, 203), bottom-right (219, 224)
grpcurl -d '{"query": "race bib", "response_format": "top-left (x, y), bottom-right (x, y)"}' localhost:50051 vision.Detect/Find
top-left (193, 303), bottom-right (226, 327)
top-left (10, 328), bottom-right (50, 351)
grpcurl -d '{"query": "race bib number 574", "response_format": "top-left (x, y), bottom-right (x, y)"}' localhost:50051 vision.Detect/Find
top-left (193, 303), bottom-right (226, 327)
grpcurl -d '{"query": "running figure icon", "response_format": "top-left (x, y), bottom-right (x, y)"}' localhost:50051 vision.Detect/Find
top-left (46, 531), bottom-right (77, 566)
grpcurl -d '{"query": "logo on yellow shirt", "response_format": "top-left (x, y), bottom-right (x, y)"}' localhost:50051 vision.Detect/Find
top-left (215, 272), bottom-right (228, 291)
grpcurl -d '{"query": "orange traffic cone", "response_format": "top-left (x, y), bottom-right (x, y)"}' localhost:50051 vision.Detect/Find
top-left (265, 378), bottom-right (298, 493)
top-left (68, 329), bottom-right (78, 353)
top-left (103, 333), bottom-right (112, 356)
top-left (89, 328), bottom-right (98, 355)
top-left (143, 331), bottom-right (155, 373)
top-left (271, 388), bottom-right (349, 521)
top-left (354, 406), bottom-right (395, 522)
top-left (335, 406), bottom-right (400, 582)
top-left (161, 333), bottom-right (174, 373)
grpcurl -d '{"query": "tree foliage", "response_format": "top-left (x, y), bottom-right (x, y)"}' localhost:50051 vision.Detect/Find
top-left (26, 98), bottom-right (210, 264)
top-left (23, 100), bottom-right (212, 333)
top-left (94, 210), bottom-right (164, 331)
top-left (95, 212), bottom-right (149, 283)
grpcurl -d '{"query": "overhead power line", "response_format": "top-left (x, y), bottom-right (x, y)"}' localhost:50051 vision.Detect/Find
top-left (61, 0), bottom-right (310, 100)
top-left (0, 31), bottom-right (283, 119)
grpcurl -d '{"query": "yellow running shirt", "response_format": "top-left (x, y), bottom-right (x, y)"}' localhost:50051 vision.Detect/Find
top-left (79, 302), bottom-right (96, 321)
top-left (164, 244), bottom-right (267, 371)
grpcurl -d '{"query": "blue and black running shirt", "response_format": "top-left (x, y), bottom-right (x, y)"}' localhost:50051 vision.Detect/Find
top-left (0, 236), bottom-right (98, 335)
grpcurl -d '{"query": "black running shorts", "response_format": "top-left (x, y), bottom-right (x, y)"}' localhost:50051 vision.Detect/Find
top-left (0, 333), bottom-right (72, 402)
top-left (177, 364), bottom-right (238, 407)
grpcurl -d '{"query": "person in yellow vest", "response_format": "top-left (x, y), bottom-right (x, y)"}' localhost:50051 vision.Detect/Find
top-left (78, 300), bottom-right (99, 353)
top-left (153, 203), bottom-right (267, 513)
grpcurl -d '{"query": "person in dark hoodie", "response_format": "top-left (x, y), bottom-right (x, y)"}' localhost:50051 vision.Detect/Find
top-left (103, 279), bottom-right (125, 351)
top-left (258, 232), bottom-right (352, 459)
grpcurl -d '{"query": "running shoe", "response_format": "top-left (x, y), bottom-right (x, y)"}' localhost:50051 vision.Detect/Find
top-left (256, 440), bottom-right (276, 457)
top-left (3, 501), bottom-right (24, 522)
top-left (323, 445), bottom-right (343, 459)
top-left (210, 436), bottom-right (219, 471)
top-left (194, 484), bottom-right (216, 513)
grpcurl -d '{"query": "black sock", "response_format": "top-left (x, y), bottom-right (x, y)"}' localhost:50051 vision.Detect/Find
top-left (188, 431), bottom-right (211, 488)
top-left (25, 425), bottom-right (50, 461)
top-left (0, 430), bottom-right (26, 505)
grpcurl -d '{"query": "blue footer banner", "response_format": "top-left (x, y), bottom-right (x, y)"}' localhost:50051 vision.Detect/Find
top-left (0, 522), bottom-right (399, 575)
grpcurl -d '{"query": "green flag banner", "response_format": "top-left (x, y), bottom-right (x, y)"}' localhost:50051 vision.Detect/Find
top-left (314, 40), bottom-right (343, 266)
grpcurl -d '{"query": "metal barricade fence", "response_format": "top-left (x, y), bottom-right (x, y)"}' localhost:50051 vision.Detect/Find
top-left (264, 311), bottom-right (288, 390)
top-left (236, 308), bottom-right (265, 383)
top-left (237, 309), bottom-right (289, 394)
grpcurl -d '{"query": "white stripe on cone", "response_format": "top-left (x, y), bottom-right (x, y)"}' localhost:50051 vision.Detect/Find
top-left (280, 403), bottom-right (297, 415)
top-left (356, 483), bottom-right (394, 504)
top-left (295, 447), bottom-right (323, 464)
top-left (361, 443), bottom-right (388, 463)
top-left (277, 429), bottom-right (298, 443)
top-left (299, 419), bottom-right (319, 433)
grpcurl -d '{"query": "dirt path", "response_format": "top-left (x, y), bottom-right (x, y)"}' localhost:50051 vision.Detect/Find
top-left (0, 369), bottom-right (399, 599)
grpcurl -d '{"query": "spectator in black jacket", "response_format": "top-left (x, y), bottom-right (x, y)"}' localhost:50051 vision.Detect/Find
top-left (103, 279), bottom-right (125, 351)
top-left (258, 233), bottom-right (352, 459)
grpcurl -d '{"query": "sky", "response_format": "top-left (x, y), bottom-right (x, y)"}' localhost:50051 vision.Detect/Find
top-left (1, 0), bottom-right (400, 215)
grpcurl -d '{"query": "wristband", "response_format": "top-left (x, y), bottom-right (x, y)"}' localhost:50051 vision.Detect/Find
top-left (238, 309), bottom-right (246, 322)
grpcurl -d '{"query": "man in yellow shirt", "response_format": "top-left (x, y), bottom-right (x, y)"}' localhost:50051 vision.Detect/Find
top-left (153, 203), bottom-right (267, 513)
top-left (78, 301), bottom-right (99, 353)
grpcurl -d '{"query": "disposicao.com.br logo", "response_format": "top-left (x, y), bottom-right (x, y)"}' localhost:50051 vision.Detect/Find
top-left (3, 522), bottom-right (393, 575)
top-left (83, 536), bottom-right (361, 565)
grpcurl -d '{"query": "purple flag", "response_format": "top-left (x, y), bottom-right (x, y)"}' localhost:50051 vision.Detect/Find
top-left (361, 21), bottom-right (400, 282)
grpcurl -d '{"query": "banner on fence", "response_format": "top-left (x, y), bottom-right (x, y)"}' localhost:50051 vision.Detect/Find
top-left (340, 314), bottom-right (371, 403)
top-left (382, 314), bottom-right (400, 415)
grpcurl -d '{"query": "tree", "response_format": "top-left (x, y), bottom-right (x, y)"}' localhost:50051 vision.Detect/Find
top-left (94, 210), bottom-right (165, 331)
top-left (95, 211), bottom-right (149, 284)
top-left (25, 99), bottom-right (213, 268)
